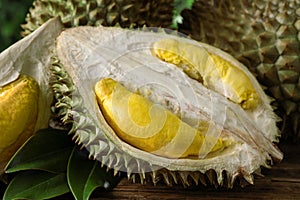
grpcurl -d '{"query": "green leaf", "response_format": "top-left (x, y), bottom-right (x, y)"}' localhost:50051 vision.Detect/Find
top-left (172, 0), bottom-right (195, 28)
top-left (67, 147), bottom-right (122, 200)
top-left (3, 170), bottom-right (69, 200)
top-left (5, 128), bottom-right (74, 174)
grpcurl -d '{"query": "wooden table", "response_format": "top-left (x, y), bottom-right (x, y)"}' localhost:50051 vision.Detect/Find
top-left (93, 143), bottom-right (300, 199)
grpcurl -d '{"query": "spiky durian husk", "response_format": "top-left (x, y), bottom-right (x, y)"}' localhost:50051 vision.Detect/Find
top-left (49, 25), bottom-right (283, 189)
top-left (50, 56), bottom-right (259, 188)
top-left (22, 0), bottom-right (173, 36)
top-left (178, 0), bottom-right (300, 141)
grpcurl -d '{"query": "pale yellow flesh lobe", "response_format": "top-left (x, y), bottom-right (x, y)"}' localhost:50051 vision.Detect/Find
top-left (152, 39), bottom-right (259, 110)
top-left (0, 75), bottom-right (39, 170)
top-left (95, 78), bottom-right (230, 159)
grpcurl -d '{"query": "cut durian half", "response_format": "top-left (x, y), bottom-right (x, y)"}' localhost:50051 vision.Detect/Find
top-left (53, 26), bottom-right (282, 187)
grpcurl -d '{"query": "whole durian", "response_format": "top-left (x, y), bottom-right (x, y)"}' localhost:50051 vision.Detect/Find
top-left (22, 0), bottom-right (173, 36)
top-left (178, 0), bottom-right (300, 141)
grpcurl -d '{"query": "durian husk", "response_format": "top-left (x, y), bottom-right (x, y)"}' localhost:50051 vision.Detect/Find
top-left (22, 0), bottom-right (174, 36)
top-left (52, 26), bottom-right (282, 188)
top-left (178, 0), bottom-right (300, 141)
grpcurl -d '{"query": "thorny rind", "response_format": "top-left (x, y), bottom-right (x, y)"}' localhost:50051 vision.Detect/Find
top-left (50, 57), bottom-right (265, 188)
top-left (50, 26), bottom-right (283, 188)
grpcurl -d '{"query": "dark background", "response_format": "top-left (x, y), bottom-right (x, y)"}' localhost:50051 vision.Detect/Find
top-left (0, 0), bottom-right (34, 52)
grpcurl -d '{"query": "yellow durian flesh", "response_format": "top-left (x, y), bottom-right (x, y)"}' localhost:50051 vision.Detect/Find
top-left (0, 75), bottom-right (39, 171)
top-left (152, 39), bottom-right (259, 110)
top-left (95, 78), bottom-right (232, 159)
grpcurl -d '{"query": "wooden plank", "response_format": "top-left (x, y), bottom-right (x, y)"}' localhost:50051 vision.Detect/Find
top-left (91, 179), bottom-right (300, 199)
top-left (91, 143), bottom-right (300, 199)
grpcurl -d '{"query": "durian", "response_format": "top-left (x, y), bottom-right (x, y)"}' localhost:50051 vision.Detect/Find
top-left (0, 75), bottom-right (38, 172)
top-left (0, 18), bottom-right (63, 173)
top-left (178, 0), bottom-right (300, 141)
top-left (22, 0), bottom-right (173, 36)
top-left (52, 26), bottom-right (282, 187)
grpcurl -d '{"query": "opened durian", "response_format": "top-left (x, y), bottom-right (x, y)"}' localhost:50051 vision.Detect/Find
top-left (0, 18), bottom-right (63, 173)
top-left (51, 25), bottom-right (282, 187)
top-left (178, 0), bottom-right (300, 140)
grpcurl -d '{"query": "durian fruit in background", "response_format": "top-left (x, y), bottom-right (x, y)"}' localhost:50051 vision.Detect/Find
top-left (178, 0), bottom-right (300, 141)
top-left (21, 0), bottom-right (173, 36)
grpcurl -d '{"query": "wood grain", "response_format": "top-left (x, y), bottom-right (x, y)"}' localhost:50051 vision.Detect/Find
top-left (91, 143), bottom-right (300, 200)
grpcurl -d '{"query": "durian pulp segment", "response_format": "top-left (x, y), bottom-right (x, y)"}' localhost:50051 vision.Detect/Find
top-left (152, 39), bottom-right (259, 110)
top-left (95, 78), bottom-right (232, 159)
top-left (0, 75), bottom-right (39, 170)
